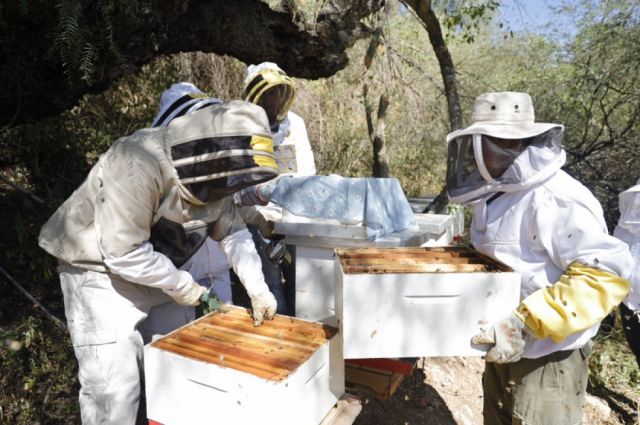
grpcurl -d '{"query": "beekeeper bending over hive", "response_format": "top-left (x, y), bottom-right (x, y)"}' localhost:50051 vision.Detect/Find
top-left (38, 101), bottom-right (279, 424)
top-left (445, 91), bottom-right (633, 424)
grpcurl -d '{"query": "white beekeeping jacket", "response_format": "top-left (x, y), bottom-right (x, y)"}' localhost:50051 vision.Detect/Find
top-left (614, 182), bottom-right (640, 311)
top-left (471, 170), bottom-right (632, 358)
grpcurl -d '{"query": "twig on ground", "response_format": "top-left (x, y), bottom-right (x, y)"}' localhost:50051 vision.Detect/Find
top-left (0, 264), bottom-right (66, 332)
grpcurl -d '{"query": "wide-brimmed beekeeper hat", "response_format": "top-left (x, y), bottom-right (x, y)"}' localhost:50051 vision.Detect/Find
top-left (446, 91), bottom-right (563, 142)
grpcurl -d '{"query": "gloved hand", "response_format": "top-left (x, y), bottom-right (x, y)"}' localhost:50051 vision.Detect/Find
top-left (472, 311), bottom-right (527, 363)
top-left (170, 281), bottom-right (207, 306)
top-left (199, 286), bottom-right (229, 315)
top-left (249, 291), bottom-right (277, 326)
top-left (232, 178), bottom-right (279, 207)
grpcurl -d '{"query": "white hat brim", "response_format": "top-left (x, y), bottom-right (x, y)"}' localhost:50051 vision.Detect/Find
top-left (446, 121), bottom-right (563, 143)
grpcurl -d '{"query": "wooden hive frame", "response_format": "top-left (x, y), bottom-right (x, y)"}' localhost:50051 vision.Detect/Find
top-left (151, 306), bottom-right (337, 382)
top-left (335, 246), bottom-right (512, 274)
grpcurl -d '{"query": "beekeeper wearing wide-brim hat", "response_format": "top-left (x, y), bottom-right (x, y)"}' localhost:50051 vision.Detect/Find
top-left (445, 91), bottom-right (633, 424)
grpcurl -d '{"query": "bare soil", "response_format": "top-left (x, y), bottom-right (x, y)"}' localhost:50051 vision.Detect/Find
top-left (353, 357), bottom-right (636, 425)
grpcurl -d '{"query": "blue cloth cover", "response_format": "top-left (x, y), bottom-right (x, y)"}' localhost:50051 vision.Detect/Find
top-left (270, 176), bottom-right (417, 239)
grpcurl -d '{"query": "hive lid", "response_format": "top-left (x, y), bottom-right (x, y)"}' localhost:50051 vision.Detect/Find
top-left (335, 246), bottom-right (513, 274)
top-left (151, 306), bottom-right (337, 382)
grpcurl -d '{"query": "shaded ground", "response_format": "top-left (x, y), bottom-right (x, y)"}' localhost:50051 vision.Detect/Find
top-left (354, 357), bottom-right (638, 425)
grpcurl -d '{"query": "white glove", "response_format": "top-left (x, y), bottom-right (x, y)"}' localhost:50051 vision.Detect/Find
top-left (249, 290), bottom-right (277, 326)
top-left (472, 311), bottom-right (527, 363)
top-left (170, 281), bottom-right (207, 306)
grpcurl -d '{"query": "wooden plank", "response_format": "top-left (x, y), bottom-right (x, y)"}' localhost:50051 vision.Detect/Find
top-left (197, 318), bottom-right (330, 347)
top-left (185, 324), bottom-right (316, 360)
top-left (345, 358), bottom-right (415, 376)
top-left (342, 263), bottom-right (488, 274)
top-left (344, 365), bottom-right (405, 401)
top-left (210, 311), bottom-right (337, 340)
top-left (153, 338), bottom-right (288, 381)
top-left (336, 246), bottom-right (471, 257)
top-left (336, 247), bottom-right (514, 272)
top-left (341, 256), bottom-right (475, 266)
top-left (319, 394), bottom-right (362, 425)
top-left (174, 332), bottom-right (302, 372)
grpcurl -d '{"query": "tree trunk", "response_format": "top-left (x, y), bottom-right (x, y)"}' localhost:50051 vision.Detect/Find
top-left (401, 0), bottom-right (463, 132)
top-left (402, 0), bottom-right (461, 212)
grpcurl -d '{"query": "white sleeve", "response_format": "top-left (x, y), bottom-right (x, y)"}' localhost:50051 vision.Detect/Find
top-left (614, 184), bottom-right (640, 310)
top-left (614, 225), bottom-right (640, 311)
top-left (104, 241), bottom-right (196, 298)
top-left (287, 112), bottom-right (316, 176)
top-left (219, 228), bottom-right (270, 297)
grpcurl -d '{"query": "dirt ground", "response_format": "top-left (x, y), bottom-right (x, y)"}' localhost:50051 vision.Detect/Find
top-left (352, 357), bottom-right (637, 425)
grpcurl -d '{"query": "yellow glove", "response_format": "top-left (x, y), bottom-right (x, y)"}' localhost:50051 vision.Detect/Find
top-left (519, 261), bottom-right (630, 342)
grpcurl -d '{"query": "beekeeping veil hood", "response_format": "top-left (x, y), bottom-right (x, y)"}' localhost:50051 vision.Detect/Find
top-left (242, 62), bottom-right (296, 123)
top-left (445, 91), bottom-right (565, 205)
top-left (166, 100), bottom-right (279, 204)
top-left (152, 82), bottom-right (223, 128)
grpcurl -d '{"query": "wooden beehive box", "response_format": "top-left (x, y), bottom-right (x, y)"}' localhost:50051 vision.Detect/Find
top-left (335, 246), bottom-right (521, 359)
top-left (273, 213), bottom-right (454, 324)
top-left (144, 306), bottom-right (344, 425)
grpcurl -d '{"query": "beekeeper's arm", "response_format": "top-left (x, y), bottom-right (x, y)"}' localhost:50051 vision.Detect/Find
top-left (518, 198), bottom-right (632, 342)
top-left (95, 142), bottom-right (205, 306)
top-left (474, 197), bottom-right (633, 363)
top-left (232, 113), bottom-right (316, 208)
top-left (287, 111), bottom-right (316, 176)
top-left (210, 197), bottom-right (277, 326)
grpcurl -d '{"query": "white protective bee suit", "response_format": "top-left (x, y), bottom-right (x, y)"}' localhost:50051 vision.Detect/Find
top-left (38, 101), bottom-right (279, 424)
top-left (233, 62), bottom-right (317, 316)
top-left (614, 180), bottom-right (640, 364)
top-left (446, 92), bottom-right (632, 424)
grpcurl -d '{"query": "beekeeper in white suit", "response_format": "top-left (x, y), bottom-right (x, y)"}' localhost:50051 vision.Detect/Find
top-left (39, 101), bottom-right (279, 424)
top-left (151, 82), bottom-right (232, 307)
top-left (614, 180), bottom-right (640, 366)
top-left (445, 91), bottom-right (633, 424)
top-left (234, 62), bottom-right (317, 316)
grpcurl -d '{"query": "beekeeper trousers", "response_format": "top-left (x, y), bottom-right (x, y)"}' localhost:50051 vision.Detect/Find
top-left (482, 340), bottom-right (593, 425)
top-left (59, 264), bottom-right (194, 425)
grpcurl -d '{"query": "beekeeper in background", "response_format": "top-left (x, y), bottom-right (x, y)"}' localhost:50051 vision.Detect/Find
top-left (233, 61), bottom-right (317, 316)
top-left (39, 100), bottom-right (279, 424)
top-left (614, 179), bottom-right (640, 367)
top-left (445, 91), bottom-right (633, 424)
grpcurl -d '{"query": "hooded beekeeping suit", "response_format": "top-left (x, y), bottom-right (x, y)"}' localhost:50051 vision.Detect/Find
top-left (446, 91), bottom-right (632, 425)
top-left (614, 180), bottom-right (640, 365)
top-left (39, 101), bottom-right (279, 424)
top-left (232, 62), bottom-right (317, 315)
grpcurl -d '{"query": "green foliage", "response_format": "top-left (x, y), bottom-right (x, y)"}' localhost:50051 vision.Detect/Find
top-left (52, 0), bottom-right (125, 84)
top-left (589, 311), bottom-right (640, 400)
top-left (435, 0), bottom-right (500, 43)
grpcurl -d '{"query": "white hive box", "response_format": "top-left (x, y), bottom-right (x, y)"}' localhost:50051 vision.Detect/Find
top-left (274, 213), bottom-right (454, 325)
top-left (144, 306), bottom-right (344, 425)
top-left (334, 247), bottom-right (521, 359)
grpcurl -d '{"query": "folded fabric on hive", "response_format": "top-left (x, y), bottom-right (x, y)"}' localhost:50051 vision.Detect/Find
top-left (269, 175), bottom-right (417, 239)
